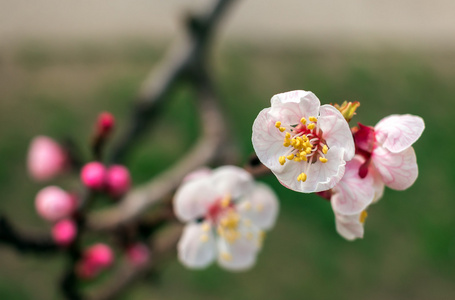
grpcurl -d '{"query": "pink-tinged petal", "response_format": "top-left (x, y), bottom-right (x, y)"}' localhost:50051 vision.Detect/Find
top-left (374, 114), bottom-right (425, 153)
top-left (370, 167), bottom-right (385, 203)
top-left (318, 105), bottom-right (355, 161)
top-left (268, 90), bottom-right (321, 125)
top-left (252, 108), bottom-right (289, 173)
top-left (372, 146), bottom-right (418, 190)
top-left (335, 212), bottom-right (364, 241)
top-left (35, 186), bottom-right (74, 222)
top-left (217, 235), bottom-right (258, 271)
top-left (331, 156), bottom-right (374, 215)
top-left (237, 182), bottom-right (279, 230)
top-left (275, 146), bottom-right (346, 193)
top-left (173, 177), bottom-right (220, 222)
top-left (210, 166), bottom-right (255, 199)
top-left (178, 223), bottom-right (216, 269)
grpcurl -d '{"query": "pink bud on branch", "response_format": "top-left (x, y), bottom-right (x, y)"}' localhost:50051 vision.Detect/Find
top-left (27, 136), bottom-right (68, 182)
top-left (106, 165), bottom-right (131, 197)
top-left (81, 162), bottom-right (106, 190)
top-left (52, 219), bottom-right (77, 246)
top-left (35, 186), bottom-right (75, 222)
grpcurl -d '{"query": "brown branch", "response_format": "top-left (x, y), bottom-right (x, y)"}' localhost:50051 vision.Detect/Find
top-left (109, 0), bottom-right (238, 164)
top-left (0, 215), bottom-right (58, 253)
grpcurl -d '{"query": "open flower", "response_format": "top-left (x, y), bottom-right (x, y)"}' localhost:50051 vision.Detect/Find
top-left (252, 90), bottom-right (355, 193)
top-left (354, 114), bottom-right (425, 193)
top-left (173, 166), bottom-right (279, 271)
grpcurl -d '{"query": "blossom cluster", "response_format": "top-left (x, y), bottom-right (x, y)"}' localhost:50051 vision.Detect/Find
top-left (252, 90), bottom-right (424, 240)
top-left (27, 112), bottom-right (148, 279)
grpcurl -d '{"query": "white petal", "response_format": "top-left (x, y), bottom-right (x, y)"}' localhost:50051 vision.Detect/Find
top-left (177, 223), bottom-right (216, 269)
top-left (182, 167), bottom-right (212, 183)
top-left (210, 166), bottom-right (255, 199)
top-left (268, 90), bottom-right (321, 125)
top-left (252, 108), bottom-right (289, 173)
top-left (318, 105), bottom-right (355, 161)
top-left (237, 182), bottom-right (279, 230)
top-left (173, 176), bottom-right (220, 222)
top-left (216, 235), bottom-right (258, 271)
top-left (374, 114), bottom-right (425, 153)
top-left (331, 156), bottom-right (374, 215)
top-left (335, 212), bottom-right (364, 241)
top-left (274, 146), bottom-right (346, 193)
top-left (372, 146), bottom-right (418, 190)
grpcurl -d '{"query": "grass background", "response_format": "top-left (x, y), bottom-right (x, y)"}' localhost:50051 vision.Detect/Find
top-left (0, 40), bottom-right (454, 299)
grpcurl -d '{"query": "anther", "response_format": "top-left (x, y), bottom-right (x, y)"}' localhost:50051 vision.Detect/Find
top-left (322, 145), bottom-right (328, 154)
top-left (200, 234), bottom-right (209, 242)
top-left (275, 121), bottom-right (281, 128)
top-left (300, 117), bottom-right (306, 124)
top-left (309, 116), bottom-right (318, 122)
top-left (359, 210), bottom-right (368, 224)
top-left (319, 157), bottom-right (328, 163)
top-left (297, 172), bottom-right (307, 182)
top-left (287, 154), bottom-right (295, 160)
top-left (279, 156), bottom-right (286, 165)
top-left (279, 127), bottom-right (286, 132)
top-left (307, 123), bottom-right (315, 130)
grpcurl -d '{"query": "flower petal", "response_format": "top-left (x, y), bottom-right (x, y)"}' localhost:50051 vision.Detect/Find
top-left (318, 105), bottom-right (355, 161)
top-left (331, 156), bottom-right (374, 215)
top-left (335, 212), bottom-right (364, 241)
top-left (210, 166), bottom-right (255, 199)
top-left (177, 223), bottom-right (216, 269)
top-left (274, 146), bottom-right (346, 193)
top-left (372, 146), bottom-right (418, 190)
top-left (374, 114), bottom-right (424, 153)
top-left (217, 235), bottom-right (258, 271)
top-left (371, 167), bottom-right (385, 203)
top-left (252, 108), bottom-right (290, 173)
top-left (173, 176), bottom-right (220, 222)
top-left (268, 90), bottom-right (321, 126)
top-left (237, 182), bottom-right (279, 230)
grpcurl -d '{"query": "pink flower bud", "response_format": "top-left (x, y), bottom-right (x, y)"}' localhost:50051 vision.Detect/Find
top-left (76, 261), bottom-right (98, 279)
top-left (27, 136), bottom-right (67, 181)
top-left (126, 243), bottom-right (150, 266)
top-left (52, 219), bottom-right (77, 246)
top-left (106, 165), bottom-right (131, 197)
top-left (85, 243), bottom-right (114, 269)
top-left (81, 162), bottom-right (106, 190)
top-left (96, 112), bottom-right (115, 135)
top-left (35, 186), bottom-right (74, 222)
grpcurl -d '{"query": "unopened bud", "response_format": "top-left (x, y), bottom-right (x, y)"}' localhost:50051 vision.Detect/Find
top-left (52, 219), bottom-right (77, 246)
top-left (126, 243), bottom-right (150, 266)
top-left (35, 186), bottom-right (75, 222)
top-left (106, 165), bottom-right (131, 197)
top-left (27, 136), bottom-right (67, 181)
top-left (96, 112), bottom-right (115, 136)
top-left (333, 101), bottom-right (360, 122)
top-left (81, 162), bottom-right (106, 190)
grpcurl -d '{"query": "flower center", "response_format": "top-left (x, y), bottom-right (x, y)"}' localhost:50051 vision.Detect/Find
top-left (205, 194), bottom-right (241, 244)
top-left (275, 116), bottom-right (329, 182)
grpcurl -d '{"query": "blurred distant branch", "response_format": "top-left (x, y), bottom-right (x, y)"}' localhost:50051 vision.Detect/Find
top-left (87, 0), bottom-right (236, 232)
top-left (109, 0), bottom-right (237, 164)
top-left (0, 215), bottom-right (58, 253)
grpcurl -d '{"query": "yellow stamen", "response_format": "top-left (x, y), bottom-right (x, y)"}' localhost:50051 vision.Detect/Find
top-left (322, 145), bottom-right (328, 154)
top-left (279, 127), bottom-right (286, 132)
top-left (287, 154), bottom-right (295, 160)
top-left (285, 132), bottom-right (291, 139)
top-left (243, 201), bottom-right (251, 211)
top-left (220, 252), bottom-right (232, 261)
top-left (275, 121), bottom-right (281, 128)
top-left (283, 140), bottom-right (291, 147)
top-left (297, 172), bottom-right (307, 182)
top-left (201, 222), bottom-right (211, 232)
top-left (279, 156), bottom-right (286, 165)
top-left (243, 219), bottom-right (252, 227)
top-left (221, 194), bottom-right (231, 208)
top-left (319, 157), bottom-right (328, 163)
top-left (299, 153), bottom-right (308, 161)
top-left (300, 117), bottom-right (306, 124)
top-left (294, 157), bottom-right (301, 162)
top-left (307, 123), bottom-right (315, 130)
top-left (359, 210), bottom-right (368, 224)
top-left (309, 116), bottom-right (318, 122)
top-left (305, 147), bottom-right (312, 154)
top-left (200, 234), bottom-right (209, 242)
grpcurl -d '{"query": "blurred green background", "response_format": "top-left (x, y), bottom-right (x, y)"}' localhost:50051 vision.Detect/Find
top-left (1, 6), bottom-right (455, 298)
